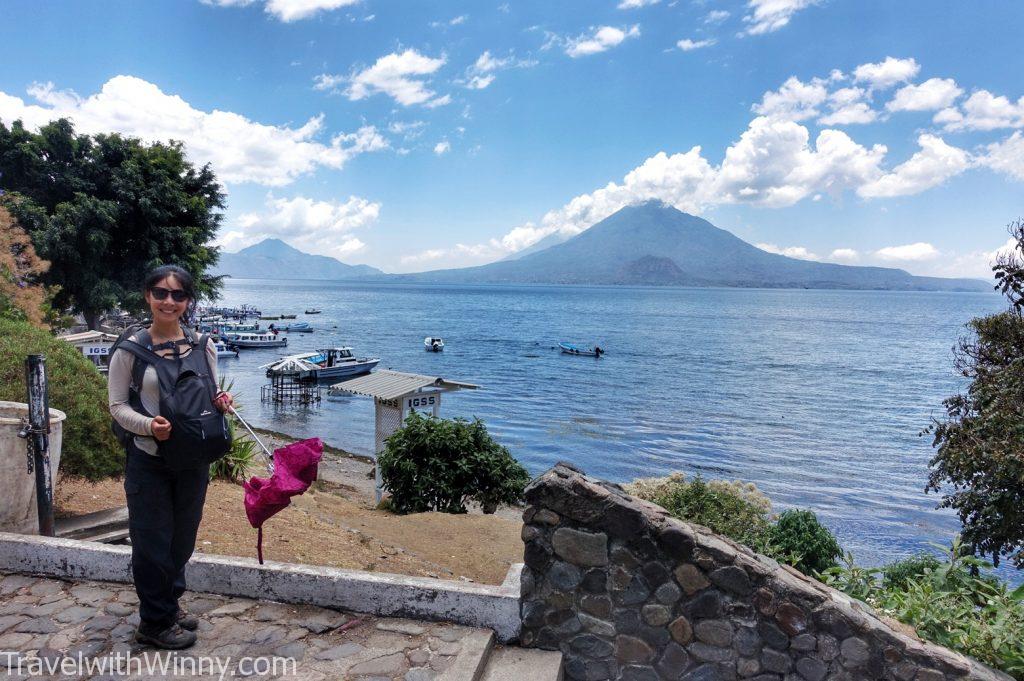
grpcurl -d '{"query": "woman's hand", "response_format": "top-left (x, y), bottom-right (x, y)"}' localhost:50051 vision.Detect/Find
top-left (214, 391), bottom-right (234, 413)
top-left (151, 416), bottom-right (172, 441)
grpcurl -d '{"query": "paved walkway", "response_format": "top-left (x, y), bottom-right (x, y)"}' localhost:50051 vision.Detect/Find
top-left (0, 572), bottom-right (486, 680)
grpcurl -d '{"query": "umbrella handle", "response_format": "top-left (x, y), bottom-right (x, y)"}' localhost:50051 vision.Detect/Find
top-left (227, 407), bottom-right (274, 469)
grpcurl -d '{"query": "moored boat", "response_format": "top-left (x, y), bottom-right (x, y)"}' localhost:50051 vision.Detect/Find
top-left (214, 341), bottom-right (239, 358)
top-left (262, 347), bottom-right (379, 381)
top-left (277, 322), bottom-right (313, 333)
top-left (223, 332), bottom-right (288, 349)
top-left (559, 342), bottom-right (604, 357)
top-left (280, 314), bottom-right (297, 319)
top-left (424, 336), bottom-right (445, 352)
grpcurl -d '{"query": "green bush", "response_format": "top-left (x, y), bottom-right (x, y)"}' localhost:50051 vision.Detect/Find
top-left (378, 411), bottom-right (530, 515)
top-left (881, 552), bottom-right (942, 590)
top-left (822, 537), bottom-right (1024, 679)
top-left (0, 318), bottom-right (122, 479)
top-left (628, 473), bottom-right (774, 551)
top-left (208, 378), bottom-right (259, 482)
top-left (766, 509), bottom-right (843, 575)
top-left (627, 473), bottom-right (846, 576)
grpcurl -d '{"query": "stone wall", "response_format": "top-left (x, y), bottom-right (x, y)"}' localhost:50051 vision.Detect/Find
top-left (519, 463), bottom-right (1009, 681)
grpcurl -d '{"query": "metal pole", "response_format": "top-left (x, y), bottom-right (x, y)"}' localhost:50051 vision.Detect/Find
top-left (23, 355), bottom-right (54, 536)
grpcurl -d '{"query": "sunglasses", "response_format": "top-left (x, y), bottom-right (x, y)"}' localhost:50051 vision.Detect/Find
top-left (149, 286), bottom-right (189, 303)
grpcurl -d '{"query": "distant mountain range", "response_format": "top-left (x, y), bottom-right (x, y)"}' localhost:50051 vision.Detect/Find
top-left (213, 238), bottom-right (382, 280)
top-left (382, 202), bottom-right (990, 292)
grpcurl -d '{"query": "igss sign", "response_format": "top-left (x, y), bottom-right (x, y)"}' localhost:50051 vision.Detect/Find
top-left (404, 391), bottom-right (441, 412)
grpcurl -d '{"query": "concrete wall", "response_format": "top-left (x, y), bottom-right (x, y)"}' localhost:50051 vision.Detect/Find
top-left (519, 463), bottom-right (1010, 681)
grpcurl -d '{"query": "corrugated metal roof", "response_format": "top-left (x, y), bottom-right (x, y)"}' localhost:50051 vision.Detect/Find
top-left (58, 331), bottom-right (119, 344)
top-left (330, 370), bottom-right (479, 400)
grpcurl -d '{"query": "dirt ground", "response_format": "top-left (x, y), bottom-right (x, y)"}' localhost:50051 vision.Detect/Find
top-left (54, 431), bottom-right (526, 586)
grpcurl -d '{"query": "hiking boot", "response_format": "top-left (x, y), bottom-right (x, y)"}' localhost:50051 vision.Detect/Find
top-left (175, 609), bottom-right (199, 631)
top-left (135, 622), bottom-right (197, 649)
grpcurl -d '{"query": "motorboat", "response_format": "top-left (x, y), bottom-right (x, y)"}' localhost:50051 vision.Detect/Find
top-left (274, 322), bottom-right (313, 333)
top-left (305, 309), bottom-right (322, 314)
top-left (559, 342), bottom-right (604, 357)
top-left (424, 336), bottom-right (445, 352)
top-left (214, 341), bottom-right (239, 358)
top-left (262, 347), bottom-right (379, 381)
top-left (222, 332), bottom-right (288, 349)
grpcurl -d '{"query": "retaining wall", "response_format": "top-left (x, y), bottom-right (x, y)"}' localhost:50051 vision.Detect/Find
top-left (519, 463), bottom-right (1009, 681)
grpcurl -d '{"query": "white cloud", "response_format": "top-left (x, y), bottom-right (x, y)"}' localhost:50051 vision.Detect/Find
top-left (858, 134), bottom-right (970, 198)
top-left (388, 120), bottom-right (425, 140)
top-left (233, 194), bottom-right (380, 257)
top-left (830, 248), bottom-right (859, 262)
top-left (618, 0), bottom-right (659, 7)
top-left (704, 9), bottom-right (730, 23)
top-left (433, 140), bottom-right (451, 155)
top-left (874, 242), bottom-right (940, 261)
top-left (756, 243), bottom-right (819, 259)
top-left (0, 76), bottom-right (386, 187)
top-left (401, 248), bottom-right (447, 265)
top-left (886, 78), bottom-right (962, 112)
top-left (818, 87), bottom-right (877, 125)
top-left (716, 117), bottom-right (887, 206)
top-left (565, 25), bottom-right (640, 58)
top-left (318, 49), bottom-right (448, 108)
top-left (461, 50), bottom-right (536, 90)
top-left (753, 76), bottom-right (829, 122)
top-left (940, 90), bottom-right (1024, 131)
top-left (853, 57), bottom-right (920, 90)
top-left (677, 38), bottom-right (717, 51)
top-left (742, 0), bottom-right (818, 36)
top-left (202, 0), bottom-right (360, 22)
top-left (983, 131), bottom-right (1024, 181)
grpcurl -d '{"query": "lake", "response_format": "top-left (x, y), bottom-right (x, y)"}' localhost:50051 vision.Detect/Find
top-left (213, 279), bottom-right (1006, 573)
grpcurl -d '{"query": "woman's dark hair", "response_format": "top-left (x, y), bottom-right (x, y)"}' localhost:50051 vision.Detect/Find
top-left (144, 265), bottom-right (198, 323)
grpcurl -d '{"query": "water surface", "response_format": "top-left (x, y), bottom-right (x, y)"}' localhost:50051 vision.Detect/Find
top-left (214, 280), bottom-right (1005, 572)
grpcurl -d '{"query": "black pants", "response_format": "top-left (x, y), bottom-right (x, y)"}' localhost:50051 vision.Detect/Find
top-left (124, 444), bottom-right (210, 628)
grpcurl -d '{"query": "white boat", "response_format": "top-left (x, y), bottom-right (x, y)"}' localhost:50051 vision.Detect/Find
top-left (222, 332), bottom-right (288, 349)
top-left (214, 341), bottom-right (239, 358)
top-left (262, 347), bottom-right (379, 381)
top-left (424, 337), bottom-right (445, 352)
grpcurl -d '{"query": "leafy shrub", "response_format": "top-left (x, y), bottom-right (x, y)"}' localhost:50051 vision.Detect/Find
top-left (881, 552), bottom-right (942, 590)
top-left (628, 473), bottom-right (774, 551)
top-left (766, 509), bottom-right (843, 575)
top-left (379, 411), bottom-right (530, 515)
top-left (0, 318), bottom-right (122, 479)
top-left (628, 473), bottom-right (846, 576)
top-left (822, 537), bottom-right (1024, 679)
top-left (208, 377), bottom-right (259, 482)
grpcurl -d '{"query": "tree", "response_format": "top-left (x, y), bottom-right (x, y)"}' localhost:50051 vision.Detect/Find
top-left (0, 206), bottom-right (53, 328)
top-left (0, 119), bottom-right (225, 328)
top-left (926, 219), bottom-right (1024, 569)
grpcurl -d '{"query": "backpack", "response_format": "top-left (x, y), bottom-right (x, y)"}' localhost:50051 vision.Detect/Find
top-left (110, 324), bottom-right (232, 470)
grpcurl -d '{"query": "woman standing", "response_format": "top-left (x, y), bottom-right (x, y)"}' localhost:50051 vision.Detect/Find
top-left (108, 265), bottom-right (233, 649)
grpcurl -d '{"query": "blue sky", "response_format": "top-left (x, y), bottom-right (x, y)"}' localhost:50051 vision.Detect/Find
top-left (1, 0), bottom-right (1022, 277)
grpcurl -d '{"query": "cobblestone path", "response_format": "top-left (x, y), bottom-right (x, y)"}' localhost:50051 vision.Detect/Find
top-left (0, 572), bottom-right (484, 680)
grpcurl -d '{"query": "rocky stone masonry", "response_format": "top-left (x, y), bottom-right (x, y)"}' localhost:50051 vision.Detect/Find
top-left (519, 463), bottom-right (1011, 681)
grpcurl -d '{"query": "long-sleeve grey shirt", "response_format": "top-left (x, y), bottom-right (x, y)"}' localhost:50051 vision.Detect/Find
top-left (107, 333), bottom-right (218, 455)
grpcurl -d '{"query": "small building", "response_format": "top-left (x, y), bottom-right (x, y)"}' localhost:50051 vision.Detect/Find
top-left (58, 331), bottom-right (120, 373)
top-left (330, 370), bottom-right (479, 502)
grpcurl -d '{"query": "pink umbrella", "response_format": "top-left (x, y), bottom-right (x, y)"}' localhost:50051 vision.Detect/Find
top-left (231, 409), bottom-right (322, 564)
